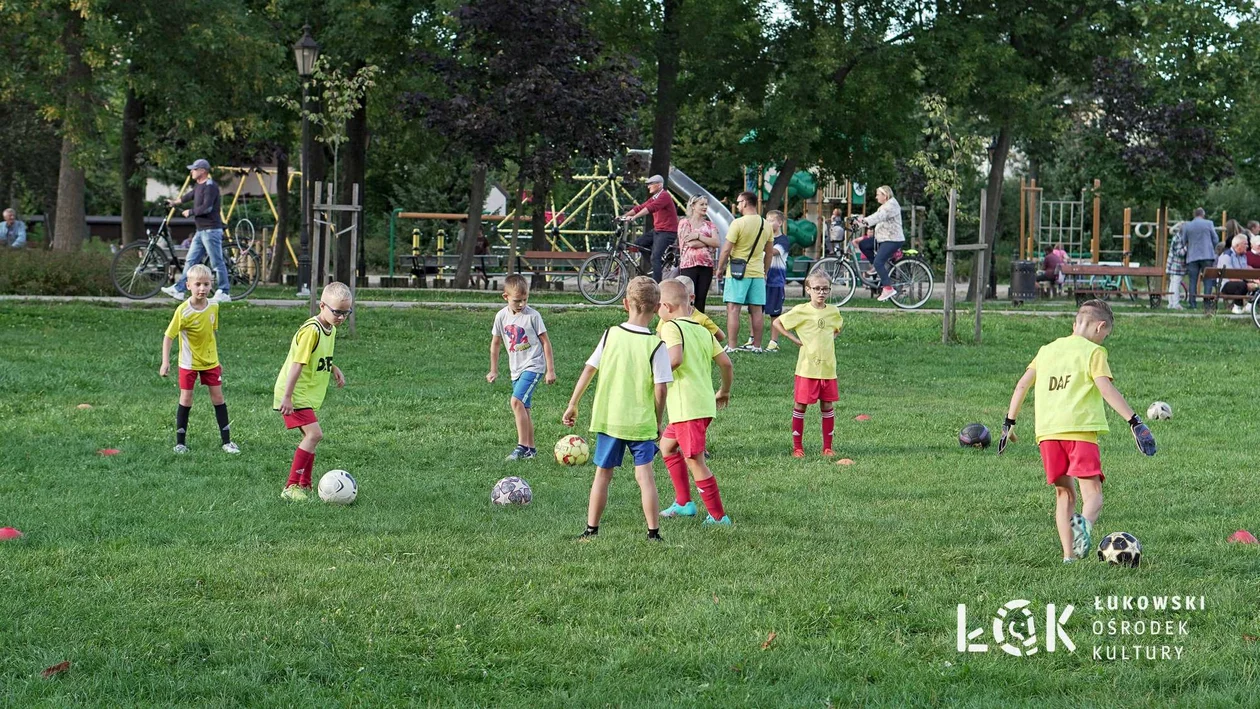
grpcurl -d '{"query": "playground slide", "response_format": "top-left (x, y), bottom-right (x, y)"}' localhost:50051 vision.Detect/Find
top-left (628, 149), bottom-right (732, 246)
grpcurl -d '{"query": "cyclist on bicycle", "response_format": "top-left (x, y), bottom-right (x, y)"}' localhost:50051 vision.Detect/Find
top-left (856, 185), bottom-right (905, 303)
top-left (622, 174), bottom-right (679, 282)
top-left (161, 158), bottom-right (232, 304)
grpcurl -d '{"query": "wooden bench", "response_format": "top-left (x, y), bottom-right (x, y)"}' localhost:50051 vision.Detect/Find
top-left (1201, 267), bottom-right (1260, 314)
top-left (1061, 264), bottom-right (1167, 307)
top-left (785, 256), bottom-right (817, 296)
top-left (515, 251), bottom-right (598, 289)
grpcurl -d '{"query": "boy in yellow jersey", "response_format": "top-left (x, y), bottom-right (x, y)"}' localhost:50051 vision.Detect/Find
top-left (563, 276), bottom-right (673, 541)
top-left (655, 280), bottom-right (735, 525)
top-left (159, 264), bottom-right (239, 455)
top-left (672, 274), bottom-right (726, 343)
top-left (274, 282), bottom-right (352, 501)
top-left (999, 300), bottom-right (1157, 562)
top-left (772, 271), bottom-right (845, 457)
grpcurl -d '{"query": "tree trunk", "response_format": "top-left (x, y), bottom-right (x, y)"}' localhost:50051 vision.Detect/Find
top-left (121, 85), bottom-right (146, 245)
top-left (530, 179), bottom-right (550, 289)
top-left (53, 7), bottom-right (90, 252)
top-left (336, 82), bottom-right (368, 285)
top-left (268, 148), bottom-right (290, 284)
top-left (765, 157), bottom-right (797, 213)
top-left (454, 163), bottom-right (487, 289)
top-left (966, 124), bottom-right (1011, 300)
top-left (649, 0), bottom-right (682, 178)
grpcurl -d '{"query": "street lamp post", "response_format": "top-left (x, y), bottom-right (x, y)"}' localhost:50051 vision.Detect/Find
top-left (293, 25), bottom-right (320, 298)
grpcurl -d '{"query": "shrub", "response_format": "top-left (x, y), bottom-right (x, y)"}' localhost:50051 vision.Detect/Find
top-left (0, 248), bottom-right (116, 296)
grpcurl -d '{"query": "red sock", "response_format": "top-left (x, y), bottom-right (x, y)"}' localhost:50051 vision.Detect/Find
top-left (663, 453), bottom-right (691, 505)
top-left (791, 410), bottom-right (805, 451)
top-left (822, 409), bottom-right (835, 450)
top-left (696, 475), bottom-right (725, 520)
top-left (288, 448), bottom-right (314, 487)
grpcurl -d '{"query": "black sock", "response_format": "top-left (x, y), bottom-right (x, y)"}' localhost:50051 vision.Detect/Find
top-left (176, 405), bottom-right (191, 446)
top-left (647, 528), bottom-right (661, 540)
top-left (214, 403), bottom-right (231, 444)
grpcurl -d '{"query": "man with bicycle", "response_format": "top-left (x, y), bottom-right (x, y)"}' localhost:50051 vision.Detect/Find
top-left (161, 159), bottom-right (231, 304)
top-left (622, 174), bottom-right (678, 282)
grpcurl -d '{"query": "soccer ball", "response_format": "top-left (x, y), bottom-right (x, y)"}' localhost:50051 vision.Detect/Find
top-left (1097, 532), bottom-right (1142, 567)
top-left (554, 435), bottom-right (590, 466)
top-left (1146, 401), bottom-right (1172, 420)
top-left (959, 423), bottom-right (991, 449)
top-left (317, 469), bottom-right (357, 505)
top-left (491, 476), bottom-right (532, 506)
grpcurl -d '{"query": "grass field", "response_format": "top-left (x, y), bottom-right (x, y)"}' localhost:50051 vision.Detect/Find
top-left (1, 301), bottom-right (1258, 707)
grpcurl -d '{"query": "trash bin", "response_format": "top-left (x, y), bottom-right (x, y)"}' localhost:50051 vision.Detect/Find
top-left (1010, 260), bottom-right (1037, 304)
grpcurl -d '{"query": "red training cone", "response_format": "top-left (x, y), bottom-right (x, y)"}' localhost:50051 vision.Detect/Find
top-left (854, 414), bottom-right (871, 421)
top-left (0, 527), bottom-right (23, 541)
top-left (1229, 529), bottom-right (1258, 544)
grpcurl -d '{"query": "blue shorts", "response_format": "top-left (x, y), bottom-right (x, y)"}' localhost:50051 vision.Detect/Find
top-left (593, 433), bottom-right (657, 469)
top-left (723, 277), bottom-right (767, 306)
top-left (512, 371), bottom-right (542, 409)
top-left (765, 285), bottom-right (786, 316)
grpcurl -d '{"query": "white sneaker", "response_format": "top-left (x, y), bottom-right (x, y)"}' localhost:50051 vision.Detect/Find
top-left (877, 287), bottom-right (898, 302)
top-left (723, 346), bottom-right (739, 355)
top-left (1232, 305), bottom-right (1245, 315)
top-left (161, 285), bottom-right (186, 301)
top-left (211, 290), bottom-right (232, 304)
top-left (173, 444), bottom-right (189, 454)
top-left (222, 442), bottom-right (241, 454)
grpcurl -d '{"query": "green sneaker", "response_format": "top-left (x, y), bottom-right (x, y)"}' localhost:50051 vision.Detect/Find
top-left (660, 501), bottom-right (697, 518)
top-left (702, 514), bottom-right (732, 526)
top-left (281, 484), bottom-right (308, 502)
top-left (1071, 514), bottom-right (1092, 559)
top-left (765, 340), bottom-right (779, 353)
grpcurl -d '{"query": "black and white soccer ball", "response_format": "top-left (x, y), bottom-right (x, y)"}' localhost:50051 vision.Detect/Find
top-left (1097, 531), bottom-right (1142, 567)
top-left (959, 423), bottom-right (991, 449)
top-left (317, 469), bottom-right (357, 505)
top-left (1146, 401), bottom-right (1172, 420)
top-left (491, 476), bottom-right (532, 506)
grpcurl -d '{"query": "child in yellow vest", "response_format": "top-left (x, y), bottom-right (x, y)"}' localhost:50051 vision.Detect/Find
top-left (655, 280), bottom-right (735, 525)
top-left (159, 264), bottom-right (239, 455)
top-left (672, 274), bottom-right (726, 343)
top-left (999, 299), bottom-right (1157, 562)
top-left (274, 282), bottom-right (353, 501)
top-left (563, 277), bottom-right (672, 541)
top-left (772, 271), bottom-right (845, 457)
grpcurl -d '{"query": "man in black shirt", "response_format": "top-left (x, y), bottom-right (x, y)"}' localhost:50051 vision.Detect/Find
top-left (162, 158), bottom-right (232, 303)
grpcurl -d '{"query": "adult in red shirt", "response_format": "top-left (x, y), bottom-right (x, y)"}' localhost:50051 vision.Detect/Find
top-left (622, 174), bottom-right (679, 282)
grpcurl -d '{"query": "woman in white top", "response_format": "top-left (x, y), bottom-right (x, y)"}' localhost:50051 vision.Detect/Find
top-left (857, 185), bottom-right (905, 302)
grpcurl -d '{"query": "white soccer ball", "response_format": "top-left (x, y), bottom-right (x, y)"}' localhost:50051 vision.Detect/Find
top-left (491, 476), bottom-right (532, 506)
top-left (1146, 401), bottom-right (1172, 421)
top-left (317, 469), bottom-right (357, 505)
top-left (554, 435), bottom-right (591, 466)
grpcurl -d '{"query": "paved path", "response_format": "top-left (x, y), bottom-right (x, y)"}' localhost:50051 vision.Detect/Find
top-left (2, 294), bottom-right (1250, 320)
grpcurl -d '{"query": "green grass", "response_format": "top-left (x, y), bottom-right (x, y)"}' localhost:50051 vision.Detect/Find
top-left (1, 302), bottom-right (1258, 707)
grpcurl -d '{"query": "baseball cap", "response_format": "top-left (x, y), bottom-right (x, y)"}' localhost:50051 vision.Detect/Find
top-left (186, 158), bottom-right (211, 171)
top-left (647, 174), bottom-right (665, 185)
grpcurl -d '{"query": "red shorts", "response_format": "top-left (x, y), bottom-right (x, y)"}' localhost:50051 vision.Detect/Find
top-left (794, 376), bottom-right (838, 405)
top-left (1039, 440), bottom-right (1104, 485)
top-left (662, 418), bottom-right (712, 458)
top-left (281, 408), bottom-right (318, 430)
top-left (179, 365), bottom-right (222, 389)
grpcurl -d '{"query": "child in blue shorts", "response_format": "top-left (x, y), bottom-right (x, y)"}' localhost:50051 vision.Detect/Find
top-left (488, 275), bottom-right (556, 460)
top-left (749, 210), bottom-right (790, 352)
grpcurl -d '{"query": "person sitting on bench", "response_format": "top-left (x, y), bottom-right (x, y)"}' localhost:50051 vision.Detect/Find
top-left (1215, 234), bottom-right (1256, 314)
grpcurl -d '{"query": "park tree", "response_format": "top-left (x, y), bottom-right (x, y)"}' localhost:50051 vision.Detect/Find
top-left (405, 0), bottom-right (645, 289)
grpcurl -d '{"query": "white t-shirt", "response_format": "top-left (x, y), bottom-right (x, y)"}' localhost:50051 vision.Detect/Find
top-left (585, 323), bottom-right (673, 384)
top-left (492, 305), bottom-right (548, 379)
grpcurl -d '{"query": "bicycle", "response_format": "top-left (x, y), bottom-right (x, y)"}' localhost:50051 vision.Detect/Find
top-left (111, 207), bottom-right (261, 300)
top-left (577, 219), bottom-right (678, 305)
top-left (809, 216), bottom-right (934, 309)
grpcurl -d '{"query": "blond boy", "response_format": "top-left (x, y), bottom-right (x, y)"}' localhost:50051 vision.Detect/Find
top-left (563, 277), bottom-right (672, 540)
top-left (662, 275), bottom-right (724, 342)
top-left (488, 275), bottom-right (557, 460)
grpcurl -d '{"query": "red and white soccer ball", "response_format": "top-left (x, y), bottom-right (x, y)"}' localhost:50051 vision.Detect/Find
top-left (554, 435), bottom-right (590, 466)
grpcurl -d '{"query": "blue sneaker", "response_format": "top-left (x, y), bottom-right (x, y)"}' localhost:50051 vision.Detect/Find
top-left (702, 514), bottom-right (732, 526)
top-left (1071, 514), bottom-right (1092, 559)
top-left (505, 445), bottom-right (528, 462)
top-left (659, 501), bottom-right (697, 518)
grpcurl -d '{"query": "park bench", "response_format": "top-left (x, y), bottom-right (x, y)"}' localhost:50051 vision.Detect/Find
top-left (1061, 264), bottom-right (1167, 308)
top-left (1201, 267), bottom-right (1260, 315)
top-left (784, 256), bottom-right (817, 296)
top-left (395, 253), bottom-right (503, 288)
top-left (515, 250), bottom-right (597, 289)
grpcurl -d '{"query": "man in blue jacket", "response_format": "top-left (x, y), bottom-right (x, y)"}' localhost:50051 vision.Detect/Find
top-left (1181, 208), bottom-right (1218, 310)
top-left (162, 159), bottom-right (231, 304)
